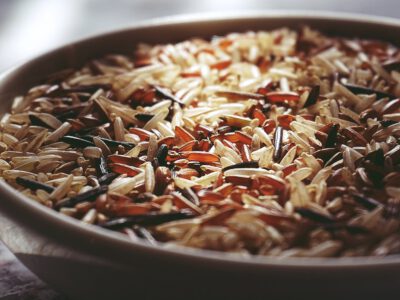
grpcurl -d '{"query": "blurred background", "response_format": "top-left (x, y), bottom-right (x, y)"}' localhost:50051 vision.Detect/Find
top-left (0, 0), bottom-right (400, 71)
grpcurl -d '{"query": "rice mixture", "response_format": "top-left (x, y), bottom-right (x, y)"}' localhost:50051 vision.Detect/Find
top-left (1, 27), bottom-right (400, 257)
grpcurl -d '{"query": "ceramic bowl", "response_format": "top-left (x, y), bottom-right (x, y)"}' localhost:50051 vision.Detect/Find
top-left (1, 12), bottom-right (400, 300)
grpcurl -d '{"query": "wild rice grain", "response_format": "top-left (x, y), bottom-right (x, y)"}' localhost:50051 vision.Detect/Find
top-left (16, 177), bottom-right (55, 193)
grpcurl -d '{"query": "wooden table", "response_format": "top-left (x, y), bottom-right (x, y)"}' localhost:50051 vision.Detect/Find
top-left (0, 241), bottom-right (65, 299)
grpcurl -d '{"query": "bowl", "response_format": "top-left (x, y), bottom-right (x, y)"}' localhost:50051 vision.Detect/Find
top-left (1, 11), bottom-right (400, 300)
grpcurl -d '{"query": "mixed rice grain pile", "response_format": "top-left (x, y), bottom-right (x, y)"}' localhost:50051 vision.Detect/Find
top-left (2, 26), bottom-right (400, 257)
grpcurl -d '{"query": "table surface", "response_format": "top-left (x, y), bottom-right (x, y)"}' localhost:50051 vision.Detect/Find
top-left (0, 242), bottom-right (65, 299)
top-left (0, 0), bottom-right (399, 298)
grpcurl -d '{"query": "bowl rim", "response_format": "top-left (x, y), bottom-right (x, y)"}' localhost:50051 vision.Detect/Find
top-left (2, 10), bottom-right (400, 269)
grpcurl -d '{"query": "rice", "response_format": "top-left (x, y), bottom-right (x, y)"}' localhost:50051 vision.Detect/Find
top-left (1, 26), bottom-right (400, 257)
